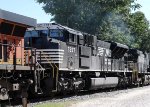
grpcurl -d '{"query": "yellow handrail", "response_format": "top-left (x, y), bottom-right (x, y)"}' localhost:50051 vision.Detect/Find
top-left (39, 51), bottom-right (59, 91)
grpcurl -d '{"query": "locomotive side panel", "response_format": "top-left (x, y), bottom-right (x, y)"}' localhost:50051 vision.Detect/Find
top-left (79, 46), bottom-right (91, 69)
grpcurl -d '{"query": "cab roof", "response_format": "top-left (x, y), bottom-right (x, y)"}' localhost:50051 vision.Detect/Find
top-left (0, 9), bottom-right (36, 27)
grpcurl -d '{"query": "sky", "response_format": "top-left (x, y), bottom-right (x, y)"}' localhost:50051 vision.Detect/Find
top-left (0, 0), bottom-right (51, 23)
top-left (0, 0), bottom-right (150, 23)
top-left (136, 0), bottom-right (150, 21)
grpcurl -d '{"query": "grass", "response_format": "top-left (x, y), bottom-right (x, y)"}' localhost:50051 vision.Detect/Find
top-left (35, 101), bottom-right (75, 107)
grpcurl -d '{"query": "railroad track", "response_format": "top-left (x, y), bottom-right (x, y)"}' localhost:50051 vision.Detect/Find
top-left (0, 85), bottom-right (144, 107)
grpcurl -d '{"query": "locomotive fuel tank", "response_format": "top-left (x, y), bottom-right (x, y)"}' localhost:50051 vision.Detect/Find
top-left (90, 77), bottom-right (119, 89)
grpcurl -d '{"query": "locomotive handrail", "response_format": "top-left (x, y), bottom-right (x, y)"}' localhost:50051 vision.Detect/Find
top-left (0, 42), bottom-right (37, 67)
top-left (36, 61), bottom-right (45, 71)
top-left (37, 50), bottom-right (59, 91)
top-left (39, 51), bottom-right (59, 73)
top-left (0, 42), bottom-right (36, 50)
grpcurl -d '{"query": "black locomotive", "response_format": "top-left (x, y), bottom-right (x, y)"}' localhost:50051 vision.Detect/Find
top-left (24, 23), bottom-right (150, 95)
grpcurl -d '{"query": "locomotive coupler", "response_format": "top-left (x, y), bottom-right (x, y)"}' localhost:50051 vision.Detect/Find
top-left (20, 79), bottom-right (33, 107)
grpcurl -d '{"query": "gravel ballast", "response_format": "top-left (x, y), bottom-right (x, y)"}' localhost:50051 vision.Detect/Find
top-left (70, 86), bottom-right (150, 107)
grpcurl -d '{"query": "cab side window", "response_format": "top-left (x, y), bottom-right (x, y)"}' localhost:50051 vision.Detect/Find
top-left (50, 29), bottom-right (63, 38)
top-left (49, 29), bottom-right (64, 41)
top-left (69, 33), bottom-right (77, 44)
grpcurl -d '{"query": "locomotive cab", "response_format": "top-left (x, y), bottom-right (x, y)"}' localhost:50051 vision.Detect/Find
top-left (25, 23), bottom-right (69, 49)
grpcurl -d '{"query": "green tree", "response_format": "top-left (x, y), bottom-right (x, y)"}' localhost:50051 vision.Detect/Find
top-left (97, 11), bottom-right (132, 45)
top-left (35, 0), bottom-right (139, 33)
top-left (36, 0), bottom-right (150, 51)
top-left (128, 11), bottom-right (149, 50)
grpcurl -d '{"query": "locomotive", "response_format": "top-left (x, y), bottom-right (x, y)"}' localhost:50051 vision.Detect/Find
top-left (0, 9), bottom-right (37, 101)
top-left (25, 23), bottom-right (150, 94)
top-left (0, 9), bottom-right (150, 103)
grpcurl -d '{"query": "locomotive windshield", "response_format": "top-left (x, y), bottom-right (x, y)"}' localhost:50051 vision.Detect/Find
top-left (25, 30), bottom-right (39, 37)
top-left (25, 29), bottom-right (64, 40)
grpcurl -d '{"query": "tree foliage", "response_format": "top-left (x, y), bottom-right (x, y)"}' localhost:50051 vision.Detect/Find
top-left (36, 0), bottom-right (150, 51)
top-left (128, 11), bottom-right (149, 50)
